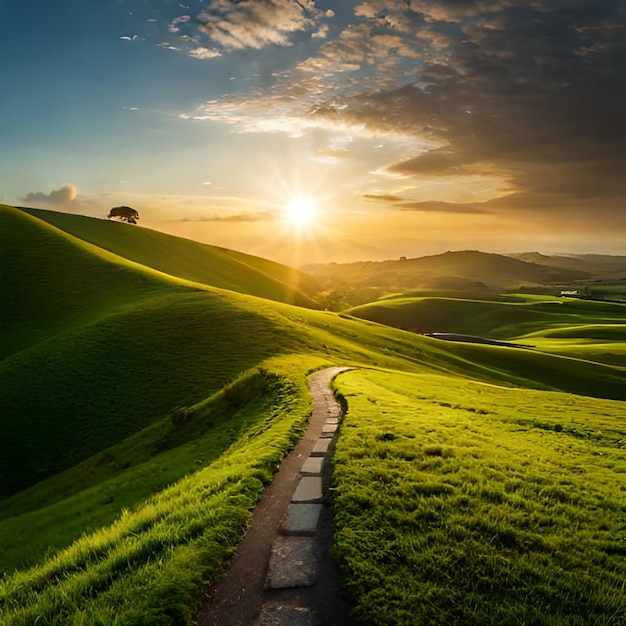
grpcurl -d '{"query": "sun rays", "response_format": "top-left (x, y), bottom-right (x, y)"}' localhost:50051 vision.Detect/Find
top-left (282, 195), bottom-right (317, 230)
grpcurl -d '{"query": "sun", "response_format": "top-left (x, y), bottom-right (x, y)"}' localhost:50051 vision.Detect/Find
top-left (282, 196), bottom-right (317, 229)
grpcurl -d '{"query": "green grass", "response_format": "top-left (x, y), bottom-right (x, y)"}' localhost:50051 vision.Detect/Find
top-left (20, 206), bottom-right (320, 309)
top-left (0, 205), bottom-right (199, 359)
top-left (2, 205), bottom-right (626, 624)
top-left (346, 294), bottom-right (626, 340)
top-left (331, 368), bottom-right (626, 625)
top-left (0, 364), bottom-right (315, 625)
top-left (516, 324), bottom-right (626, 366)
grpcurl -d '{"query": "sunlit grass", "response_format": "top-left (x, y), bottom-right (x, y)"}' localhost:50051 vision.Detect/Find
top-left (19, 206), bottom-right (321, 309)
top-left (0, 365), bottom-right (314, 625)
top-left (331, 369), bottom-right (626, 625)
top-left (2, 204), bottom-right (626, 624)
top-left (346, 294), bottom-right (626, 342)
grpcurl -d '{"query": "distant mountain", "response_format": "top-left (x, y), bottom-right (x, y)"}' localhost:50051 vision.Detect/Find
top-left (509, 252), bottom-right (626, 278)
top-left (305, 250), bottom-right (590, 292)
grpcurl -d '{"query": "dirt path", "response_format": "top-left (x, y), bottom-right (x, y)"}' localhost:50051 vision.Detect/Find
top-left (195, 367), bottom-right (353, 626)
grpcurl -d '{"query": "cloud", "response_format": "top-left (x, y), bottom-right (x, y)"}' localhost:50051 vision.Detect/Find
top-left (180, 0), bottom-right (624, 226)
top-left (396, 200), bottom-right (492, 214)
top-left (178, 211), bottom-right (277, 223)
top-left (363, 193), bottom-right (403, 202)
top-left (188, 46), bottom-right (221, 59)
top-left (310, 148), bottom-right (346, 164)
top-left (194, 0), bottom-right (330, 51)
top-left (168, 15), bottom-right (190, 33)
top-left (307, 0), bottom-right (625, 221)
top-left (23, 185), bottom-right (78, 208)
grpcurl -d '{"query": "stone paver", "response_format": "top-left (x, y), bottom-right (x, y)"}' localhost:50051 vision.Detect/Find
top-left (310, 438), bottom-right (331, 456)
top-left (280, 503), bottom-right (322, 536)
top-left (301, 456), bottom-right (324, 476)
top-left (292, 477), bottom-right (323, 502)
top-left (264, 536), bottom-right (319, 589)
top-left (255, 605), bottom-right (315, 626)
top-left (200, 366), bottom-right (354, 626)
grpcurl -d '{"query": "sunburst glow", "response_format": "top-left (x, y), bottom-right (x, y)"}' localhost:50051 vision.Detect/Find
top-left (283, 196), bottom-right (317, 229)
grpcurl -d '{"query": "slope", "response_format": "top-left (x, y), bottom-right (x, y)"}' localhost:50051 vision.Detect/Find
top-left (1, 209), bottom-right (626, 624)
top-left (2, 205), bottom-right (625, 562)
top-left (20, 207), bottom-right (320, 308)
top-left (0, 205), bottom-right (201, 359)
top-left (305, 250), bottom-right (589, 293)
top-left (510, 251), bottom-right (626, 278)
top-left (346, 294), bottom-right (626, 340)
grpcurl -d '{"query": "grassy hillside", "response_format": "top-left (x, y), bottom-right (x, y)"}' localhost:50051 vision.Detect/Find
top-left (516, 324), bottom-right (626, 366)
top-left (346, 293), bottom-right (626, 356)
top-left (305, 250), bottom-right (590, 294)
top-left (0, 362), bottom-right (316, 625)
top-left (2, 204), bottom-right (625, 624)
top-left (20, 206), bottom-right (321, 309)
top-left (0, 205), bottom-right (198, 358)
top-left (332, 368), bottom-right (625, 625)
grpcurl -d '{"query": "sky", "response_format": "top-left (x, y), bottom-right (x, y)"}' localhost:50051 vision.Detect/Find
top-left (1, 0), bottom-right (625, 265)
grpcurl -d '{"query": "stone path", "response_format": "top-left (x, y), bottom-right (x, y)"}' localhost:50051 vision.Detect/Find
top-left (196, 367), bottom-right (353, 626)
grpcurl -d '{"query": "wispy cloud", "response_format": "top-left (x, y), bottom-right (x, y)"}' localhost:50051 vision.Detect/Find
top-left (177, 211), bottom-right (277, 223)
top-left (194, 0), bottom-right (330, 51)
top-left (363, 193), bottom-right (403, 203)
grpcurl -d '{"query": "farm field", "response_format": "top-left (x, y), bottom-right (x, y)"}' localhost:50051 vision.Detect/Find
top-left (1, 205), bottom-right (624, 625)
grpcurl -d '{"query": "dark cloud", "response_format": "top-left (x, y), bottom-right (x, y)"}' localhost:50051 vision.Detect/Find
top-left (184, 0), bottom-right (624, 229)
top-left (23, 185), bottom-right (78, 207)
top-left (306, 0), bottom-right (626, 221)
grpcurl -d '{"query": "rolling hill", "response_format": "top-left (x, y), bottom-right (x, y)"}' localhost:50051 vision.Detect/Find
top-left (509, 251), bottom-right (626, 278)
top-left (1, 204), bottom-right (625, 625)
top-left (304, 249), bottom-right (592, 296)
top-left (20, 206), bottom-right (321, 309)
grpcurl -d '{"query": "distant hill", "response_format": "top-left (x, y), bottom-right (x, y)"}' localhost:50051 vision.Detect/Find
top-left (509, 252), bottom-right (626, 278)
top-left (346, 294), bottom-right (626, 341)
top-left (305, 250), bottom-right (590, 295)
top-left (20, 207), bottom-right (321, 309)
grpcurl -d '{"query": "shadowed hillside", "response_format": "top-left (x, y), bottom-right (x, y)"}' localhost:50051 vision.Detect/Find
top-left (346, 294), bottom-right (626, 339)
top-left (0, 206), bottom-right (198, 359)
top-left (305, 250), bottom-right (590, 296)
top-left (510, 252), bottom-right (626, 278)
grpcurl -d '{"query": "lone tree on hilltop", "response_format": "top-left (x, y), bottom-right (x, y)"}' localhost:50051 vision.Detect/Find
top-left (108, 206), bottom-right (139, 224)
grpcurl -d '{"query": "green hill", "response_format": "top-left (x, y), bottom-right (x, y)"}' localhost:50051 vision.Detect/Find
top-left (345, 293), bottom-right (626, 340)
top-left (0, 206), bottom-right (205, 359)
top-left (20, 206), bottom-right (321, 309)
top-left (1, 204), bottom-right (625, 624)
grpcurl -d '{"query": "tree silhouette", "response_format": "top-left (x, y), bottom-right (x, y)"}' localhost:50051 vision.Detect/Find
top-left (108, 206), bottom-right (139, 224)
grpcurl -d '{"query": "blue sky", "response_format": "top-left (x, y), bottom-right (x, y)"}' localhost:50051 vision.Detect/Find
top-left (1, 1), bottom-right (625, 263)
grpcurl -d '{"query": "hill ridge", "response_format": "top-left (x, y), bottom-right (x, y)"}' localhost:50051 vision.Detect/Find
top-left (19, 206), bottom-right (321, 309)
